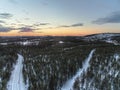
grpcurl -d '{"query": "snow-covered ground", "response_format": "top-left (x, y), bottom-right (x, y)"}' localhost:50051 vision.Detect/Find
top-left (0, 43), bottom-right (8, 45)
top-left (84, 33), bottom-right (120, 40)
top-left (104, 38), bottom-right (120, 45)
top-left (7, 54), bottom-right (28, 90)
top-left (61, 49), bottom-right (95, 90)
top-left (59, 41), bottom-right (64, 44)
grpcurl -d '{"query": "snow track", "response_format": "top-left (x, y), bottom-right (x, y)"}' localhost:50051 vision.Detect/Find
top-left (61, 49), bottom-right (95, 90)
top-left (7, 54), bottom-right (27, 90)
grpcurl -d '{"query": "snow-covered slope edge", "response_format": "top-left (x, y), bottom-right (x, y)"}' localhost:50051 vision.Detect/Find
top-left (83, 33), bottom-right (120, 45)
top-left (84, 33), bottom-right (120, 40)
top-left (61, 49), bottom-right (95, 90)
top-left (7, 54), bottom-right (28, 90)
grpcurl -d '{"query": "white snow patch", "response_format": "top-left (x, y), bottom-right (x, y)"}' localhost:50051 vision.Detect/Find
top-left (19, 41), bottom-right (32, 46)
top-left (7, 54), bottom-right (28, 90)
top-left (59, 41), bottom-right (64, 44)
top-left (31, 65), bottom-right (36, 76)
top-left (115, 71), bottom-right (119, 77)
top-left (0, 77), bottom-right (2, 88)
top-left (105, 39), bottom-right (119, 45)
top-left (0, 43), bottom-right (8, 45)
top-left (25, 76), bottom-right (29, 90)
top-left (0, 77), bottom-right (1, 83)
top-left (114, 54), bottom-right (120, 61)
top-left (61, 49), bottom-right (95, 90)
top-left (3, 65), bottom-right (7, 71)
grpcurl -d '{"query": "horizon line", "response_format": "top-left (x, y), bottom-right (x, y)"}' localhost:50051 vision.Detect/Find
top-left (0, 32), bottom-right (120, 37)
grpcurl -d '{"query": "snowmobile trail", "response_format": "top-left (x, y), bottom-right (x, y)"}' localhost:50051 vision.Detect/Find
top-left (7, 54), bottom-right (27, 90)
top-left (61, 49), bottom-right (95, 90)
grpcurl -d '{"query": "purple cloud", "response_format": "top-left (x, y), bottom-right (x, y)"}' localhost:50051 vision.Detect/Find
top-left (92, 11), bottom-right (120, 24)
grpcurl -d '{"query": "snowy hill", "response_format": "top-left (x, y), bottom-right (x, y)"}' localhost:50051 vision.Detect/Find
top-left (84, 33), bottom-right (120, 40)
top-left (83, 33), bottom-right (120, 45)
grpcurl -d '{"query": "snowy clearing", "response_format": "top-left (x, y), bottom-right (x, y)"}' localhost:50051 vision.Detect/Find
top-left (59, 41), bottom-right (64, 44)
top-left (7, 54), bottom-right (28, 90)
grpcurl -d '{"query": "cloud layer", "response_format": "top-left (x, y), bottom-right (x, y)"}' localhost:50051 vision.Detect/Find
top-left (0, 20), bottom-right (5, 23)
top-left (59, 23), bottom-right (84, 28)
top-left (0, 13), bottom-right (13, 19)
top-left (34, 23), bottom-right (50, 26)
top-left (0, 26), bottom-right (14, 32)
top-left (8, 0), bottom-right (17, 4)
top-left (92, 11), bottom-right (120, 24)
top-left (71, 23), bottom-right (84, 27)
top-left (19, 26), bottom-right (36, 32)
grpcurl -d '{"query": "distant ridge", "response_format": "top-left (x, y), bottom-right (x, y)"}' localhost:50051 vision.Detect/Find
top-left (84, 33), bottom-right (120, 37)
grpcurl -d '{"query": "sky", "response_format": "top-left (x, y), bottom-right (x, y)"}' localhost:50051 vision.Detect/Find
top-left (0, 0), bottom-right (120, 36)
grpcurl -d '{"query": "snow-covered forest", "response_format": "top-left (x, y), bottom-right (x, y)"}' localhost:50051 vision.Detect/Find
top-left (0, 33), bottom-right (120, 90)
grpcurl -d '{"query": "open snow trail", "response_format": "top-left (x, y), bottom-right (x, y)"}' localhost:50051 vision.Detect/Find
top-left (7, 54), bottom-right (27, 90)
top-left (61, 49), bottom-right (95, 90)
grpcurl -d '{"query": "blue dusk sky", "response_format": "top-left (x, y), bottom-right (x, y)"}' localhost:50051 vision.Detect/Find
top-left (0, 0), bottom-right (120, 36)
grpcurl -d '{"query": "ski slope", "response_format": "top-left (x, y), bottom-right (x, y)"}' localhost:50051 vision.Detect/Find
top-left (7, 54), bottom-right (27, 90)
top-left (61, 49), bottom-right (95, 90)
